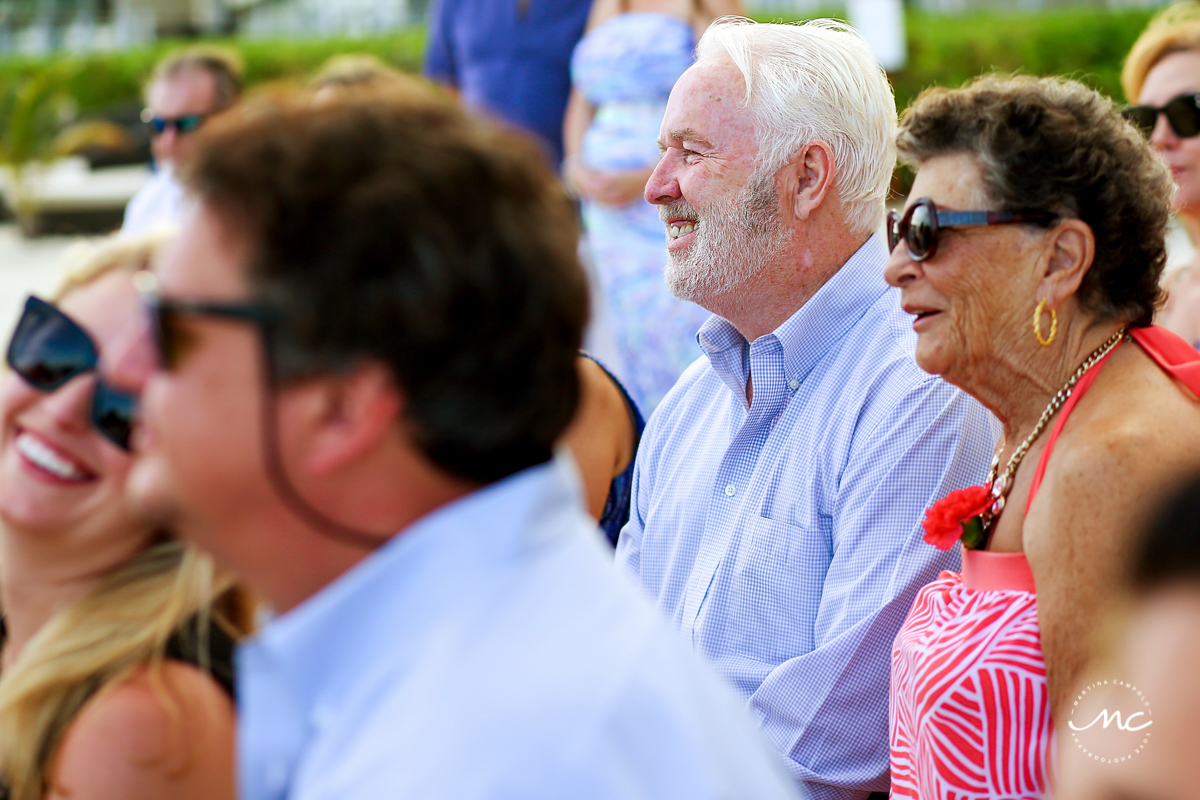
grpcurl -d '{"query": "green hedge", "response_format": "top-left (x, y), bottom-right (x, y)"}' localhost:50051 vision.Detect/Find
top-left (0, 8), bottom-right (1160, 119)
top-left (890, 8), bottom-right (1156, 111)
top-left (0, 29), bottom-right (426, 116)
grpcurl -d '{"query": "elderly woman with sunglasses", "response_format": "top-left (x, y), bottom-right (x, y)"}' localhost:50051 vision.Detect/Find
top-left (0, 234), bottom-right (251, 800)
top-left (883, 75), bottom-right (1200, 799)
top-left (1125, 3), bottom-right (1200, 348)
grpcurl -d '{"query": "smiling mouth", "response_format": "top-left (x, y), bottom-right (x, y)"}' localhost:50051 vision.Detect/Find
top-left (667, 221), bottom-right (699, 240)
top-left (14, 431), bottom-right (93, 481)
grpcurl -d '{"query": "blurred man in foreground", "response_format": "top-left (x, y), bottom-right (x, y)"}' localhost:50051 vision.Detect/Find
top-left (105, 92), bottom-right (803, 799)
top-left (121, 47), bottom-right (241, 236)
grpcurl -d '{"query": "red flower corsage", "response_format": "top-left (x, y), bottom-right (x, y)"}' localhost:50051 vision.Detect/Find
top-left (921, 484), bottom-right (992, 551)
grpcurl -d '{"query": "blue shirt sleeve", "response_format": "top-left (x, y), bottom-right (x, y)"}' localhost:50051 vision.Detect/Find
top-left (746, 380), bottom-right (997, 796)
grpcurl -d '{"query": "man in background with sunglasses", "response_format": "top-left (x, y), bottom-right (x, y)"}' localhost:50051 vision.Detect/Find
top-left (121, 46), bottom-right (242, 237)
top-left (615, 19), bottom-right (999, 798)
top-left (103, 93), bottom-right (805, 799)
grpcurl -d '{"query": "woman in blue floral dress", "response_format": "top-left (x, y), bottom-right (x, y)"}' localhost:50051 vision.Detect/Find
top-left (564, 0), bottom-right (740, 414)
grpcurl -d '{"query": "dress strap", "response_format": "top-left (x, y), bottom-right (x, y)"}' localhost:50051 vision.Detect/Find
top-left (1024, 338), bottom-right (1124, 517)
top-left (1129, 325), bottom-right (1200, 395)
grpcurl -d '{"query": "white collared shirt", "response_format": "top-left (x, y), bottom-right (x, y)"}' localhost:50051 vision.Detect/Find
top-left (121, 165), bottom-right (185, 236)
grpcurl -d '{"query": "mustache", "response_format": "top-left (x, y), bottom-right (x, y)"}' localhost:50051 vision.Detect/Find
top-left (658, 200), bottom-right (699, 223)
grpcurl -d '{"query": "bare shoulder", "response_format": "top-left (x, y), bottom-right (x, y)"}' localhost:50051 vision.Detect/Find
top-left (1028, 344), bottom-right (1200, 556)
top-left (48, 662), bottom-right (235, 800)
top-left (568, 357), bottom-right (635, 462)
top-left (1057, 344), bottom-right (1200, 481)
top-left (562, 357), bottom-right (636, 518)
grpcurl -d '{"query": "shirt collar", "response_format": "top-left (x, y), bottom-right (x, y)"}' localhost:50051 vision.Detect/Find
top-left (242, 452), bottom-right (586, 715)
top-left (698, 233), bottom-right (891, 398)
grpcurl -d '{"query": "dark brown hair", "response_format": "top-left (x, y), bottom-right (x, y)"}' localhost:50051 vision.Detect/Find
top-left (1133, 470), bottom-right (1200, 591)
top-left (897, 75), bottom-right (1173, 327)
top-left (180, 93), bottom-right (588, 484)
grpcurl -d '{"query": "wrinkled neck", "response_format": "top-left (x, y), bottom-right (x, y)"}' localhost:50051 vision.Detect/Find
top-left (953, 313), bottom-right (1123, 447)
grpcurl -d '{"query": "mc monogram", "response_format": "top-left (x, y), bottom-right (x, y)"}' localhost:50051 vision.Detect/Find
top-left (1068, 708), bottom-right (1153, 733)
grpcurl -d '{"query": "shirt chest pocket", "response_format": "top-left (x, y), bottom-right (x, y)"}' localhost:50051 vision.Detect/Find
top-left (729, 515), bottom-right (830, 660)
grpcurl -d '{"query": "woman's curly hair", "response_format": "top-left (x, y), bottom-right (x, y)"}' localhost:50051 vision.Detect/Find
top-left (897, 74), bottom-right (1174, 327)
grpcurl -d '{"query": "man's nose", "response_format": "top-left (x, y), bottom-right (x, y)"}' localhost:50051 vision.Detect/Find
top-left (154, 127), bottom-right (180, 161)
top-left (644, 155), bottom-right (680, 206)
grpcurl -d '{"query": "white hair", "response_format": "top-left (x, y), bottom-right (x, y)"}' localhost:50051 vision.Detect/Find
top-left (696, 17), bottom-right (898, 237)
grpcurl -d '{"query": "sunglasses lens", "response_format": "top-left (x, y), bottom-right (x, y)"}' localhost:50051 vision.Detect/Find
top-left (6, 297), bottom-right (96, 392)
top-left (148, 301), bottom-right (190, 370)
top-left (906, 203), bottom-right (936, 260)
top-left (90, 378), bottom-right (137, 451)
top-left (886, 210), bottom-right (901, 253)
top-left (174, 115), bottom-right (204, 134)
top-left (1122, 106), bottom-right (1157, 138)
top-left (1165, 95), bottom-right (1200, 138)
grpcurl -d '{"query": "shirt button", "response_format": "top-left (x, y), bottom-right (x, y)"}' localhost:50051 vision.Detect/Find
top-left (725, 484), bottom-right (737, 497)
top-left (789, 379), bottom-right (800, 390)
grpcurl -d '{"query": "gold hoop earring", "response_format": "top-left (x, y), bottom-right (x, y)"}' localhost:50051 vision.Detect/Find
top-left (1033, 299), bottom-right (1057, 347)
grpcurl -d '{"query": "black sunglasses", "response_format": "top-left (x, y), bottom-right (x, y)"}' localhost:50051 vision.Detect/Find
top-left (134, 272), bottom-right (275, 370)
top-left (5, 296), bottom-right (138, 451)
top-left (887, 197), bottom-right (1058, 262)
top-left (140, 108), bottom-right (207, 136)
top-left (1123, 93), bottom-right (1200, 139)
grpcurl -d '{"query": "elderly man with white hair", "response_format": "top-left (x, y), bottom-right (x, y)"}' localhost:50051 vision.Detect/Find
top-left (615, 18), bottom-right (999, 799)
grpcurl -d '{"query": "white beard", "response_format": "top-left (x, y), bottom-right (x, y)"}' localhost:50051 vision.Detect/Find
top-left (662, 168), bottom-right (792, 306)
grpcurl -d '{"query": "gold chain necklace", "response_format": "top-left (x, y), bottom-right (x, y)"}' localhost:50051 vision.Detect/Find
top-left (981, 327), bottom-right (1128, 531)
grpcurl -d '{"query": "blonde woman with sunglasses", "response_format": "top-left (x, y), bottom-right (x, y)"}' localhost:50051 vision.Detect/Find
top-left (0, 233), bottom-right (252, 800)
top-left (1125, 2), bottom-right (1200, 348)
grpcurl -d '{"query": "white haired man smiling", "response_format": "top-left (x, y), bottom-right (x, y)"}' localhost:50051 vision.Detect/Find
top-left (616, 18), bottom-right (1000, 799)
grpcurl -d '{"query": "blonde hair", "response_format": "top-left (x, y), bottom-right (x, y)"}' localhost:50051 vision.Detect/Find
top-left (149, 45), bottom-right (244, 109)
top-left (309, 55), bottom-right (438, 104)
top-left (0, 232), bottom-right (253, 800)
top-left (311, 54), bottom-right (402, 90)
top-left (1123, 2), bottom-right (1200, 102)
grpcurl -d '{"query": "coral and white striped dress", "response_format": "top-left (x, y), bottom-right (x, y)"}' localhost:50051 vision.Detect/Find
top-left (889, 326), bottom-right (1200, 799)
top-left (890, 550), bottom-right (1053, 799)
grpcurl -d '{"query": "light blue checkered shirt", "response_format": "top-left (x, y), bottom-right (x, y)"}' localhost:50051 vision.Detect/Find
top-left (616, 233), bottom-right (1000, 799)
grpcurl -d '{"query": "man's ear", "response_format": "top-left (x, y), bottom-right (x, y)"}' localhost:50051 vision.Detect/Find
top-left (780, 139), bottom-right (837, 222)
top-left (1037, 218), bottom-right (1095, 308)
top-left (290, 363), bottom-right (404, 477)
